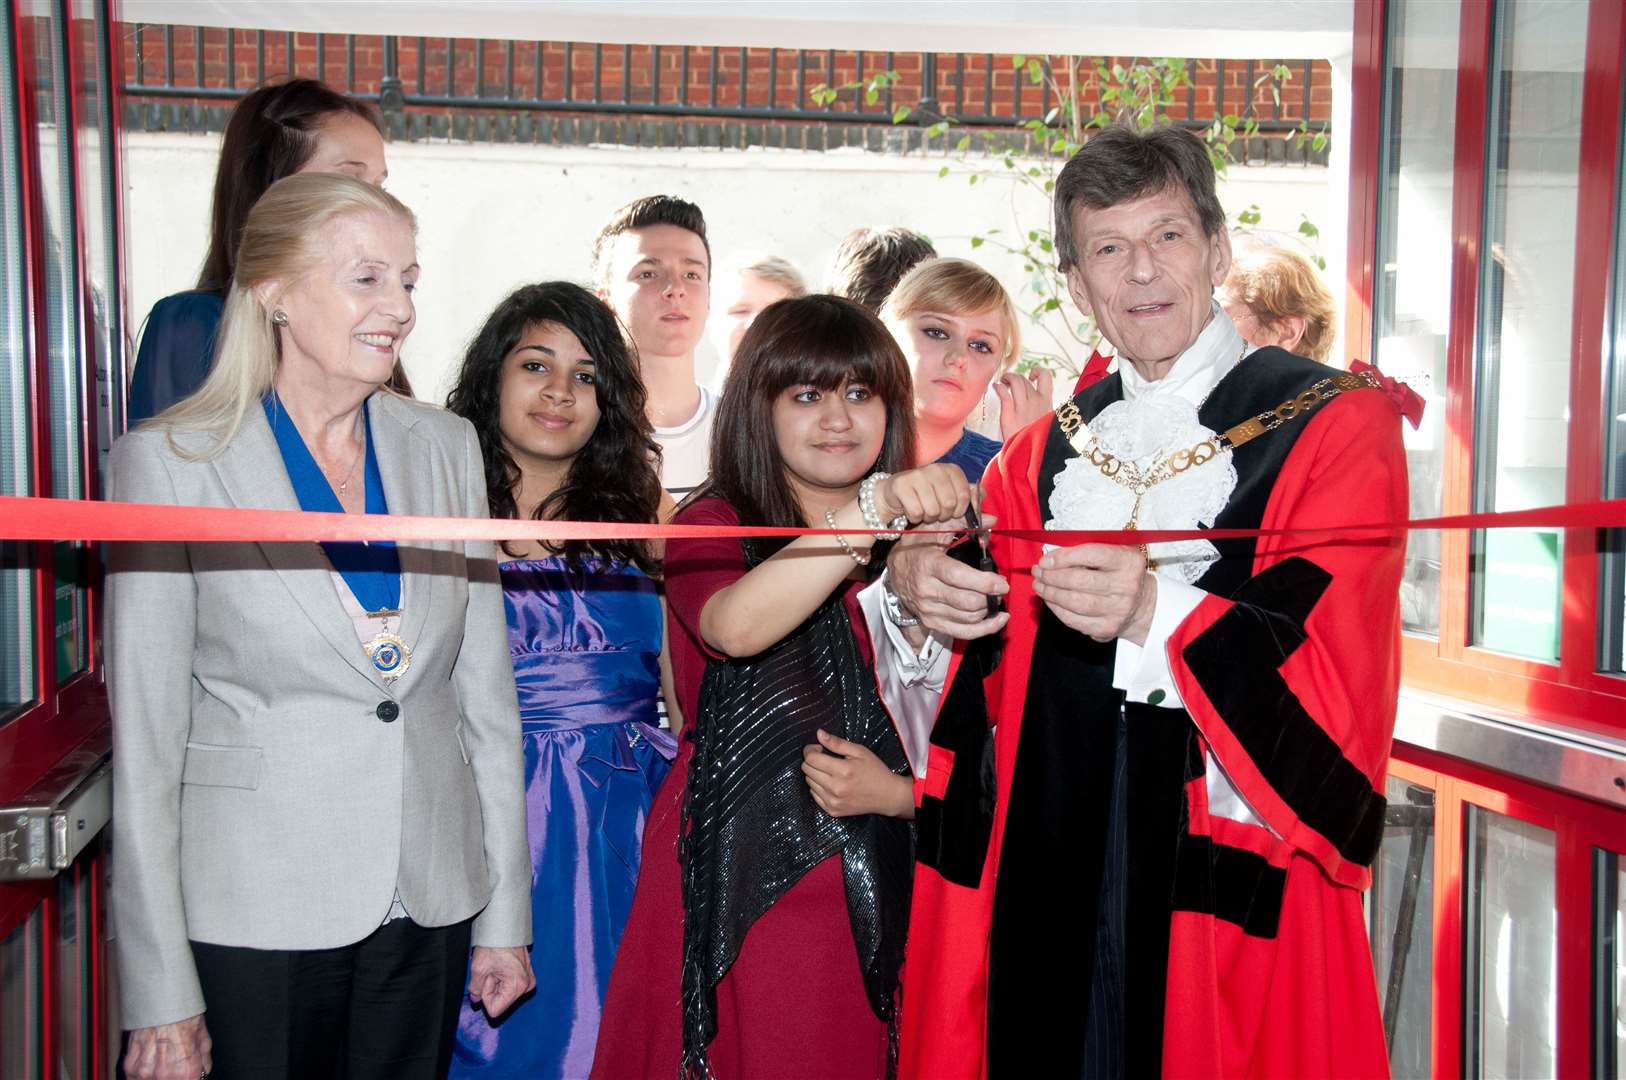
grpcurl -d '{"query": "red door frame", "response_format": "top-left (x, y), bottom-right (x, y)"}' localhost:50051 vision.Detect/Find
top-left (1352, 0), bottom-right (1626, 1073)
top-left (1341, 0), bottom-right (1384, 369)
top-left (1, 3), bottom-right (122, 1076)
top-left (0, 0), bottom-right (111, 821)
top-left (1391, 746), bottom-right (1624, 1079)
top-left (1381, 0), bottom-right (1626, 738)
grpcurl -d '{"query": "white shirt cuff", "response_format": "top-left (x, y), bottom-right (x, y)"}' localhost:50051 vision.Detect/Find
top-left (858, 576), bottom-right (949, 777)
top-left (858, 574), bottom-right (947, 688)
top-left (1112, 575), bottom-right (1206, 708)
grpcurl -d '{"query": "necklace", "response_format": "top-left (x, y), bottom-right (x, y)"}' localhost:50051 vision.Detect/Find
top-left (327, 436), bottom-right (364, 498)
top-left (1081, 434), bottom-right (1225, 531)
top-left (1054, 364), bottom-right (1383, 553)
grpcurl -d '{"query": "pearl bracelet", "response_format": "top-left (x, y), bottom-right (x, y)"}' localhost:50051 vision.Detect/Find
top-left (824, 508), bottom-right (870, 566)
top-left (859, 472), bottom-right (910, 541)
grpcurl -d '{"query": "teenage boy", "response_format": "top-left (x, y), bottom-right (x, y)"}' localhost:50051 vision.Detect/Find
top-left (593, 195), bottom-right (715, 499)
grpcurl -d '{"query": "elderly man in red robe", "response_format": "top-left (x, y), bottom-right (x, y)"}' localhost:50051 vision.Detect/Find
top-left (875, 125), bottom-right (1406, 1079)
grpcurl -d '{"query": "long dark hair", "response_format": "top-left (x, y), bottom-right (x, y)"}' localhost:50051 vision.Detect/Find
top-left (447, 281), bottom-right (663, 575)
top-left (698, 294), bottom-right (915, 533)
top-left (197, 78), bottom-right (381, 293)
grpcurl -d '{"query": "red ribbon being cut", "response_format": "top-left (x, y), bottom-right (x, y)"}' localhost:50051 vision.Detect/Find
top-left (3, 495), bottom-right (1626, 548)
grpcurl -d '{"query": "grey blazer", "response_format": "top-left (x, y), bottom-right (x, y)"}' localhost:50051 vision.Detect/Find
top-left (106, 392), bottom-right (530, 1030)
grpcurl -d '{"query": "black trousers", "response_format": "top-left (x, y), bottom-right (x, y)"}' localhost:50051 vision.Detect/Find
top-left (189, 916), bottom-right (472, 1080)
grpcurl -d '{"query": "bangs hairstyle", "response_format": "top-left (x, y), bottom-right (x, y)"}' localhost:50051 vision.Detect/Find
top-left (156, 171), bottom-right (415, 458)
top-left (701, 294), bottom-right (915, 532)
top-left (446, 281), bottom-right (663, 575)
top-left (882, 257), bottom-right (1022, 369)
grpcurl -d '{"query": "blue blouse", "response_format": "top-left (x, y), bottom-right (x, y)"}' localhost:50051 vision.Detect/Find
top-left (935, 427), bottom-right (1002, 483)
top-left (127, 290), bottom-right (225, 424)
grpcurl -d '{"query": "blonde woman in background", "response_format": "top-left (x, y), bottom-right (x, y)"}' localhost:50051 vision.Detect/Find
top-left (1219, 243), bottom-right (1338, 362)
top-left (707, 253), bottom-right (808, 382)
top-left (882, 257), bottom-right (1051, 482)
top-left (110, 172), bottom-right (531, 1080)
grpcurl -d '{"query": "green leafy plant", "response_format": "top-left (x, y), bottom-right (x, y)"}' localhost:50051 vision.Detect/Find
top-left (808, 70), bottom-right (904, 110)
top-left (899, 56), bottom-right (1328, 374)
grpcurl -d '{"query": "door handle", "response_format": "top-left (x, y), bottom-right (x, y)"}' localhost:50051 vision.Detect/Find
top-left (0, 734), bottom-right (112, 881)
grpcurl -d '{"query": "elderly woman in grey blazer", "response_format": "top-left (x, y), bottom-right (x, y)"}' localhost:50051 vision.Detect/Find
top-left (108, 172), bottom-right (533, 1080)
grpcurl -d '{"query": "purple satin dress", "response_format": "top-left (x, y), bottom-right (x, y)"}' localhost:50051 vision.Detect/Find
top-left (451, 557), bottom-right (676, 1079)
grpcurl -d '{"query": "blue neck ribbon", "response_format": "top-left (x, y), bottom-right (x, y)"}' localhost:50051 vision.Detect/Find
top-left (263, 393), bottom-right (401, 613)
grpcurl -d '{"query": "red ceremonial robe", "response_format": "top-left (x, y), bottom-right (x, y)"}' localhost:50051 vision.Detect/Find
top-left (900, 348), bottom-right (1405, 1079)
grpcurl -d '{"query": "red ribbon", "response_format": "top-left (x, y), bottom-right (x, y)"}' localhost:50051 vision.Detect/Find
top-left (1349, 358), bottom-right (1426, 428)
top-left (3, 495), bottom-right (1624, 547)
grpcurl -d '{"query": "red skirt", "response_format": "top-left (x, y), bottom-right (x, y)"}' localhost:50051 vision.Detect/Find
top-left (591, 747), bottom-right (890, 1080)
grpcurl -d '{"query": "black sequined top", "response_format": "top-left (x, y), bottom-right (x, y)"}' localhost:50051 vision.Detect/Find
top-left (678, 544), bottom-right (913, 1078)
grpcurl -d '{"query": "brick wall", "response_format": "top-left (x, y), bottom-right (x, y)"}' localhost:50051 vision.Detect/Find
top-left (121, 28), bottom-right (1333, 162)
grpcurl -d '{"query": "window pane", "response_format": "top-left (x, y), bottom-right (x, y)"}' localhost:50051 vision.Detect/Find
top-left (52, 868), bottom-right (90, 1079)
top-left (0, 907), bottom-right (45, 1080)
top-left (1600, 849), bottom-right (1623, 1080)
top-left (0, 0), bottom-right (34, 720)
top-left (1470, 0), bottom-right (1587, 661)
top-left (1602, 68), bottom-right (1626, 674)
top-left (1464, 807), bottom-right (1557, 1078)
top-left (29, 2), bottom-right (81, 502)
top-left (70, 0), bottom-right (122, 483)
top-left (1372, 0), bottom-right (1458, 638)
top-left (1369, 776), bottom-right (1434, 1078)
top-left (27, 3), bottom-right (87, 683)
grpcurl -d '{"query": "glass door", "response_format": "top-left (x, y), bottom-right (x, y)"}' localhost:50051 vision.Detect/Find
top-left (0, 1), bottom-right (125, 1075)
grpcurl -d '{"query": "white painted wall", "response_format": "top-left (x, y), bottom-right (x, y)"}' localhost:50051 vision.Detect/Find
top-left (124, 131), bottom-right (1333, 406)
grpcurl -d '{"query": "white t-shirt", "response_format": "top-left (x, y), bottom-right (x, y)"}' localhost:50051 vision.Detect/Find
top-left (655, 386), bottom-right (717, 500)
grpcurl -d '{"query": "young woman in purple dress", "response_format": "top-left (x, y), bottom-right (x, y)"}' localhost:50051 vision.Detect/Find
top-left (446, 281), bottom-right (679, 1079)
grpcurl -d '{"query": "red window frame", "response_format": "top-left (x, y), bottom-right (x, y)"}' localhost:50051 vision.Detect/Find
top-left (1389, 744), bottom-right (1624, 1078)
top-left (1351, 5), bottom-right (1626, 1073)
top-left (1346, 0), bottom-right (1626, 738)
top-left (0, 7), bottom-right (127, 1074)
top-left (0, 0), bottom-right (116, 913)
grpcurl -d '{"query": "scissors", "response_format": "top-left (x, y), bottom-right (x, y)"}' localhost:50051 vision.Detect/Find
top-left (957, 502), bottom-right (1003, 618)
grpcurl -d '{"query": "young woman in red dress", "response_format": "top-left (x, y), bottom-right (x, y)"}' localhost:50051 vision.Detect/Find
top-left (591, 295), bottom-right (969, 1080)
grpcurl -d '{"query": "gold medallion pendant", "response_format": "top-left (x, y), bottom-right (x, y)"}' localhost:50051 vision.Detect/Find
top-left (366, 631), bottom-right (411, 681)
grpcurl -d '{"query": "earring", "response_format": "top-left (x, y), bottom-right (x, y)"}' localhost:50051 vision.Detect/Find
top-left (271, 310), bottom-right (289, 326)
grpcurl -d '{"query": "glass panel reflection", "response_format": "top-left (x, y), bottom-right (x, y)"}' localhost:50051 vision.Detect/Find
top-left (26, 2), bottom-right (87, 683)
top-left (1372, 0), bottom-right (1459, 637)
top-left (1602, 45), bottom-right (1626, 673)
top-left (71, 0), bottom-right (122, 485)
top-left (1370, 777), bottom-right (1433, 1078)
top-left (1599, 850), bottom-right (1623, 1080)
top-left (0, 0), bottom-right (33, 721)
top-left (1469, 0), bottom-right (1587, 661)
top-left (53, 867), bottom-right (90, 1079)
top-left (0, 907), bottom-right (45, 1080)
top-left (1464, 806), bottom-right (1557, 1078)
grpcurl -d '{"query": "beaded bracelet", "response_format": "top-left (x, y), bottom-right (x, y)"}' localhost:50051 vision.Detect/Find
top-left (824, 508), bottom-right (871, 566)
top-left (859, 472), bottom-right (909, 541)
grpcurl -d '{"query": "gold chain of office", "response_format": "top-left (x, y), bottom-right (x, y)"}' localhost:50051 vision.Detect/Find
top-left (1055, 369), bottom-right (1379, 532)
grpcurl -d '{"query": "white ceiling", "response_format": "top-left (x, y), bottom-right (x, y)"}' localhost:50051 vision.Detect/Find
top-left (120, 1), bottom-right (1355, 61)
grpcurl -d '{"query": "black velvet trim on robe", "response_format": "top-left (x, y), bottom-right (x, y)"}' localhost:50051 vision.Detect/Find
top-left (1180, 556), bottom-right (1388, 867)
top-left (981, 348), bottom-right (1377, 1079)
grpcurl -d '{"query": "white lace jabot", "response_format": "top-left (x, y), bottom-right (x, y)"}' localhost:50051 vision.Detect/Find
top-left (1045, 305), bottom-right (1251, 584)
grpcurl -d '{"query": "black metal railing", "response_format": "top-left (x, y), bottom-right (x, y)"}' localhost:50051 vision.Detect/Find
top-left (120, 28), bottom-right (1328, 160)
